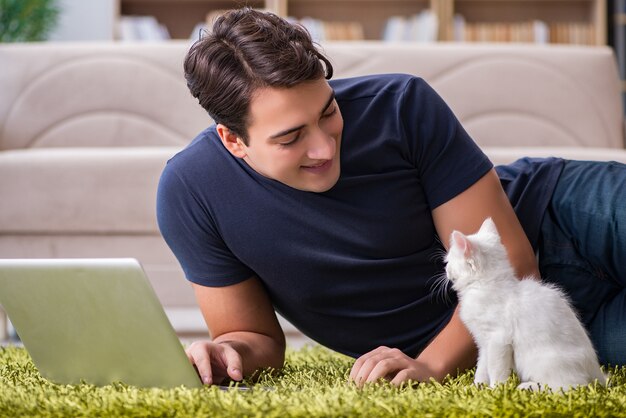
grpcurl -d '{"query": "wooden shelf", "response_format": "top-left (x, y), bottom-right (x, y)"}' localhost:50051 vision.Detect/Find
top-left (115, 0), bottom-right (607, 45)
top-left (611, 0), bottom-right (626, 101)
top-left (283, 0), bottom-right (433, 40)
top-left (446, 0), bottom-right (606, 44)
top-left (118, 0), bottom-right (265, 39)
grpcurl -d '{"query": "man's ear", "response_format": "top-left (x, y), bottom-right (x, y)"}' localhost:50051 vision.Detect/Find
top-left (216, 124), bottom-right (247, 159)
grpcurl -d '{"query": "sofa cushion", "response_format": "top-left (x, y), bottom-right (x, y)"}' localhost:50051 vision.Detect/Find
top-left (323, 42), bottom-right (625, 149)
top-left (0, 234), bottom-right (194, 306)
top-left (0, 42), bottom-right (208, 151)
top-left (484, 146), bottom-right (626, 166)
top-left (1, 42), bottom-right (622, 153)
top-left (0, 147), bottom-right (180, 233)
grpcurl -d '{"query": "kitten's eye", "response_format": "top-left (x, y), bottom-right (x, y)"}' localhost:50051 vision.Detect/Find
top-left (467, 259), bottom-right (477, 271)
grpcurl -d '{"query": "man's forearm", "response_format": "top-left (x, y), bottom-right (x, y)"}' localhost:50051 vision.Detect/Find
top-left (214, 331), bottom-right (286, 377)
top-left (415, 307), bottom-right (477, 381)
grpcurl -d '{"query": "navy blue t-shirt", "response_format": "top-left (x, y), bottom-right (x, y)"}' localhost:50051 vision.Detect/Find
top-left (157, 74), bottom-right (563, 358)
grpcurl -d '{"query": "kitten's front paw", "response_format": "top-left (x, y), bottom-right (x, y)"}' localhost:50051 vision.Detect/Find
top-left (473, 368), bottom-right (489, 387)
top-left (517, 381), bottom-right (541, 391)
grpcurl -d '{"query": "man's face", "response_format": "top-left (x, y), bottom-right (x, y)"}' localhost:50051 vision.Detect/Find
top-left (237, 78), bottom-right (343, 192)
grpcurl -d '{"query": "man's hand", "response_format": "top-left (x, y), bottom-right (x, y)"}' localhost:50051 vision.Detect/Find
top-left (185, 340), bottom-right (243, 385)
top-left (349, 346), bottom-right (438, 387)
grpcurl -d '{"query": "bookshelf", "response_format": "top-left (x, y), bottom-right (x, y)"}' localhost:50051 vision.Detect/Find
top-left (443, 0), bottom-right (606, 45)
top-left (116, 0), bottom-right (607, 45)
top-left (283, 0), bottom-right (435, 40)
top-left (116, 0), bottom-right (435, 40)
top-left (118, 0), bottom-right (266, 39)
top-left (610, 0), bottom-right (626, 113)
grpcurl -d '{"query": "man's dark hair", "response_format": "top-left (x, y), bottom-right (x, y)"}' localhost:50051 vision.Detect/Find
top-left (184, 8), bottom-right (334, 144)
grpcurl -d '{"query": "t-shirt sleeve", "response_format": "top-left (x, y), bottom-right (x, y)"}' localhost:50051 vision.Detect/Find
top-left (156, 163), bottom-right (254, 287)
top-left (401, 77), bottom-right (493, 209)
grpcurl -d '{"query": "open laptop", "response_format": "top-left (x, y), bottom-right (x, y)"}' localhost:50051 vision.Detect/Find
top-left (0, 258), bottom-right (203, 388)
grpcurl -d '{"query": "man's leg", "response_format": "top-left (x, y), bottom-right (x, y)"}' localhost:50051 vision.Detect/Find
top-left (538, 160), bottom-right (626, 366)
top-left (588, 291), bottom-right (626, 366)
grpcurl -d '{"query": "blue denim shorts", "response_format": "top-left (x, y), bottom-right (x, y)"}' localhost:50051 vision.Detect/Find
top-left (537, 160), bottom-right (626, 366)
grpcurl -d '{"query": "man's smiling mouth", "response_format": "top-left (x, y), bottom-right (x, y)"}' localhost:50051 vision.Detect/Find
top-left (302, 160), bottom-right (332, 172)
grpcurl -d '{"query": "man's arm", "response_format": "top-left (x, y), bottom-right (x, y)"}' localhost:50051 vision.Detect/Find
top-left (421, 168), bottom-right (540, 378)
top-left (350, 169), bottom-right (539, 386)
top-left (432, 168), bottom-right (539, 279)
top-left (186, 276), bottom-right (286, 385)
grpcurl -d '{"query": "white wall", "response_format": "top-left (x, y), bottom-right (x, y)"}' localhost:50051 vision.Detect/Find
top-left (48, 0), bottom-right (116, 41)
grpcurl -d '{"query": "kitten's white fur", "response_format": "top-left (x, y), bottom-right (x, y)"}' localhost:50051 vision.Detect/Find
top-left (444, 218), bottom-right (606, 391)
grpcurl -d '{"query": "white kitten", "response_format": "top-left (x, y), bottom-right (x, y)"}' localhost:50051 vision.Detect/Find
top-left (444, 217), bottom-right (606, 391)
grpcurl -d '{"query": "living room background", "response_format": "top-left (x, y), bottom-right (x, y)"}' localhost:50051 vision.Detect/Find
top-left (40, 0), bottom-right (626, 114)
top-left (1, 0), bottom-right (625, 345)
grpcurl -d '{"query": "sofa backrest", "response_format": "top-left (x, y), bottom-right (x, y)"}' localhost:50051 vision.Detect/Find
top-left (323, 42), bottom-right (625, 149)
top-left (0, 42), bottom-right (208, 151)
top-left (0, 41), bottom-right (623, 151)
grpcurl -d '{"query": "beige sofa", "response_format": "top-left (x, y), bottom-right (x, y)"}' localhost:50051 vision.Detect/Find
top-left (1, 41), bottom-right (625, 340)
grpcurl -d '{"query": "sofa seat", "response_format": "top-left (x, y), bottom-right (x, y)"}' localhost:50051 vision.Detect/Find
top-left (0, 147), bottom-right (179, 233)
top-left (0, 147), bottom-right (194, 309)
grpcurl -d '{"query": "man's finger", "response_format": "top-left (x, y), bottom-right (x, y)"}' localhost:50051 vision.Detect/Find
top-left (349, 346), bottom-right (388, 382)
top-left (390, 369), bottom-right (413, 386)
top-left (194, 353), bottom-right (214, 385)
top-left (219, 343), bottom-right (244, 381)
top-left (352, 353), bottom-right (388, 387)
top-left (366, 358), bottom-right (401, 384)
top-left (185, 348), bottom-right (194, 364)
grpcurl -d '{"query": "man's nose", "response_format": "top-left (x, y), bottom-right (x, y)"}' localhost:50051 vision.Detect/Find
top-left (306, 128), bottom-right (335, 160)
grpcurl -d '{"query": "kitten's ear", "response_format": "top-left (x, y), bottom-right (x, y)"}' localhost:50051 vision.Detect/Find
top-left (479, 217), bottom-right (499, 236)
top-left (451, 231), bottom-right (472, 257)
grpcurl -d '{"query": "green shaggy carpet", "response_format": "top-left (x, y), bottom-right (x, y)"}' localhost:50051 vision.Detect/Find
top-left (0, 345), bottom-right (625, 417)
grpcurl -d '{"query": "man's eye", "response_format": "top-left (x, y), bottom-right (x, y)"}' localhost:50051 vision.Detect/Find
top-left (280, 132), bottom-right (301, 147)
top-left (322, 107), bottom-right (337, 118)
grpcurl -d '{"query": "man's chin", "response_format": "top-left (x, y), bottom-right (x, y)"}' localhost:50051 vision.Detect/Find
top-left (306, 170), bottom-right (341, 193)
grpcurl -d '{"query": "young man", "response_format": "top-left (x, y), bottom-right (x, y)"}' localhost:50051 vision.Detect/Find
top-left (157, 8), bottom-right (626, 387)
